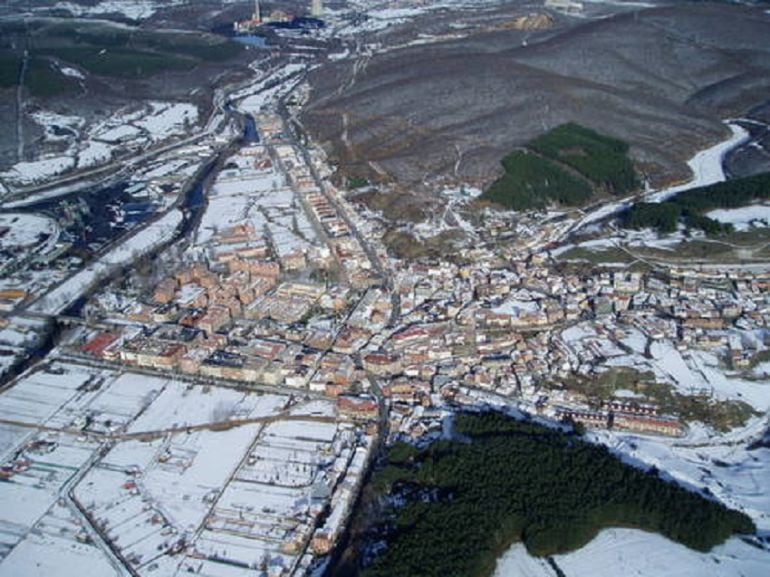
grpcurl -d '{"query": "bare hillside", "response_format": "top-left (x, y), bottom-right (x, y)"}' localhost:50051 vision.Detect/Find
top-left (303, 2), bottom-right (770, 190)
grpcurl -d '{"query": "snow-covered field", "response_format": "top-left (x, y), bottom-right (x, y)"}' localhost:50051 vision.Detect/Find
top-left (337, 0), bottom-right (506, 37)
top-left (132, 101), bottom-right (199, 143)
top-left (559, 315), bottom-right (770, 414)
top-left (593, 420), bottom-right (770, 527)
top-left (0, 156), bottom-right (77, 187)
top-left (494, 529), bottom-right (769, 577)
top-left (53, 0), bottom-right (189, 20)
top-left (0, 101), bottom-right (200, 191)
top-left (708, 205), bottom-right (770, 231)
top-left (127, 383), bottom-right (287, 434)
top-left (0, 213), bottom-right (59, 255)
top-left (0, 360), bottom-right (361, 577)
top-left (197, 145), bottom-right (321, 262)
top-left (234, 63), bottom-right (307, 117)
top-left (0, 507), bottom-right (119, 577)
top-left (605, 338), bottom-right (770, 412)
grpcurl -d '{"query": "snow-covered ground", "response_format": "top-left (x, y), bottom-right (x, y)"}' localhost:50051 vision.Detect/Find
top-left (0, 360), bottom-right (364, 577)
top-left (0, 213), bottom-right (59, 255)
top-left (58, 65), bottom-right (86, 80)
top-left (75, 140), bottom-right (113, 169)
top-left (556, 530), bottom-right (767, 577)
top-left (132, 101), bottom-right (198, 143)
top-left (708, 205), bottom-right (770, 231)
top-left (0, 528), bottom-right (119, 577)
top-left (53, 0), bottom-right (189, 20)
top-left (0, 101), bottom-right (200, 191)
top-left (337, 0), bottom-right (507, 37)
top-left (494, 529), bottom-right (768, 577)
top-left (603, 338), bottom-right (770, 413)
top-left (0, 156), bottom-right (77, 187)
top-left (591, 415), bottom-right (770, 525)
top-left (234, 63), bottom-right (307, 116)
top-left (196, 144), bottom-right (321, 263)
top-left (571, 121), bottom-right (749, 233)
top-left (28, 209), bottom-right (183, 315)
top-left (647, 122), bottom-right (750, 203)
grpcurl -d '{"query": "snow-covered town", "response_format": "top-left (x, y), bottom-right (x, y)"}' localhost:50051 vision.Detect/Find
top-left (0, 1), bottom-right (769, 576)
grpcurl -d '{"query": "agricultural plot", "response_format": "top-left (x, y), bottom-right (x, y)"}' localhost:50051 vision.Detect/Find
top-left (0, 361), bottom-right (371, 577)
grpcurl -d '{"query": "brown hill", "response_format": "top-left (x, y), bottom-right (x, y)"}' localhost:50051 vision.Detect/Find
top-left (303, 3), bottom-right (770, 191)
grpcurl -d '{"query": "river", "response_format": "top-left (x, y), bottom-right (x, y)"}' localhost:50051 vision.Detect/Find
top-left (13, 181), bottom-right (158, 255)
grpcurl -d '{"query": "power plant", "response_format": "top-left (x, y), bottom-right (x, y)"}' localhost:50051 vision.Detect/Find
top-left (235, 0), bottom-right (323, 33)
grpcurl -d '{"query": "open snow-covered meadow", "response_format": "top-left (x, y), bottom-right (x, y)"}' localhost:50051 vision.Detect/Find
top-left (495, 528), bottom-right (768, 577)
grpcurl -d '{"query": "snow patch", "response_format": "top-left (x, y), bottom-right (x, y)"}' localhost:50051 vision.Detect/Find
top-left (707, 205), bottom-right (770, 231)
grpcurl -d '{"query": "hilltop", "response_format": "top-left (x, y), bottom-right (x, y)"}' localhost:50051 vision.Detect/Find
top-left (303, 2), bottom-right (770, 192)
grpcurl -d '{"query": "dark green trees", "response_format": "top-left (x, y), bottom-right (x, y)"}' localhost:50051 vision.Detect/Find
top-left (362, 412), bottom-right (755, 577)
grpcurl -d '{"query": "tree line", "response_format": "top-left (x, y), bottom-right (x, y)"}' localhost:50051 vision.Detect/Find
top-left (623, 172), bottom-right (770, 235)
top-left (481, 123), bottom-right (639, 210)
top-left (361, 412), bottom-right (755, 577)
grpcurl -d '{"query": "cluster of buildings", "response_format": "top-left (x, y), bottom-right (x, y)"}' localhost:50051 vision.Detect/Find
top-left (76, 112), bottom-right (390, 400)
top-left (74, 106), bottom-right (770, 448)
top-left (555, 403), bottom-right (685, 437)
top-left (322, 247), bottom-right (770, 439)
top-left (77, 262), bottom-right (391, 396)
top-left (76, 225), bottom-right (770, 442)
top-left (234, 0), bottom-right (325, 33)
top-left (49, 47), bottom-right (770, 455)
top-left (3, 8), bottom-right (770, 575)
top-left (272, 142), bottom-right (377, 288)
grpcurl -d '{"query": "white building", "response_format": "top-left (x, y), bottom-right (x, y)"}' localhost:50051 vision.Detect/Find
top-left (545, 0), bottom-right (584, 14)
